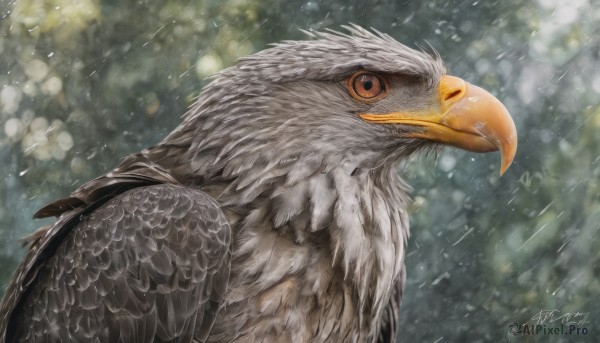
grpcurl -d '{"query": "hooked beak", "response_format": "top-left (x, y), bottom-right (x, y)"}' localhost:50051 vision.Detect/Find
top-left (359, 75), bottom-right (518, 175)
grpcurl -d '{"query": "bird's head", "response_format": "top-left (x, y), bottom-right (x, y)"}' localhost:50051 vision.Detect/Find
top-left (175, 25), bottom-right (517, 181)
top-left (156, 26), bottom-right (519, 313)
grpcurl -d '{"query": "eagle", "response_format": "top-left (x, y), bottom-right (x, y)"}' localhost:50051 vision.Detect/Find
top-left (0, 25), bottom-right (517, 343)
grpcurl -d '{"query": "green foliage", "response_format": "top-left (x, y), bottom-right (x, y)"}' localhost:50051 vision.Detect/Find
top-left (1, 0), bottom-right (598, 341)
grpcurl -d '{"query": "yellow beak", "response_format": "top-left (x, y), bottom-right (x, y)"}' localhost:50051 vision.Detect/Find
top-left (359, 75), bottom-right (518, 175)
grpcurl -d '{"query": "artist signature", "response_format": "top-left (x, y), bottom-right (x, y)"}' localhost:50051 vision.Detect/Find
top-left (525, 309), bottom-right (589, 327)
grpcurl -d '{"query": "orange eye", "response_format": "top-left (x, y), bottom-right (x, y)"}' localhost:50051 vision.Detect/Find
top-left (347, 72), bottom-right (388, 102)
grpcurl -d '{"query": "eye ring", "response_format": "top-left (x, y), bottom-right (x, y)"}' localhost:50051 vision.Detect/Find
top-left (346, 71), bottom-right (390, 103)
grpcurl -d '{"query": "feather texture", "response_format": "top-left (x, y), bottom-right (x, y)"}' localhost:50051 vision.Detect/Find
top-left (0, 26), bottom-right (448, 342)
top-left (3, 185), bottom-right (231, 343)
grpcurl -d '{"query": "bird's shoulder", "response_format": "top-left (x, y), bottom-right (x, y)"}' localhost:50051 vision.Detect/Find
top-left (33, 151), bottom-right (180, 219)
top-left (1, 177), bottom-right (231, 342)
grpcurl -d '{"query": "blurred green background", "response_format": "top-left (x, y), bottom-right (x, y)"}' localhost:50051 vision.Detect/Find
top-left (1, 0), bottom-right (598, 341)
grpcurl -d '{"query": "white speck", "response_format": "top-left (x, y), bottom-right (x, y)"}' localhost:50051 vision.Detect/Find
top-left (30, 117), bottom-right (49, 132)
top-left (0, 86), bottom-right (23, 114)
top-left (452, 226), bottom-right (474, 246)
top-left (195, 53), bottom-right (223, 78)
top-left (56, 131), bottom-right (74, 151)
top-left (41, 76), bottom-right (63, 95)
top-left (439, 154), bottom-right (457, 172)
top-left (451, 190), bottom-right (466, 203)
top-left (25, 59), bottom-right (49, 82)
top-left (538, 201), bottom-right (554, 216)
top-left (518, 222), bottom-right (550, 251)
top-left (32, 129), bottom-right (48, 145)
top-left (87, 150), bottom-right (97, 160)
top-left (450, 33), bottom-right (461, 42)
top-left (4, 118), bottom-right (24, 137)
top-left (431, 272), bottom-right (450, 286)
top-left (551, 285), bottom-right (562, 296)
top-left (48, 52), bottom-right (54, 57)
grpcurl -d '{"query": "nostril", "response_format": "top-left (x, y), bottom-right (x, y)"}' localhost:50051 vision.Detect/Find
top-left (444, 89), bottom-right (463, 101)
top-left (438, 75), bottom-right (467, 106)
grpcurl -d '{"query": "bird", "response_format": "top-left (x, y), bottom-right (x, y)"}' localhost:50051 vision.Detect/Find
top-left (0, 25), bottom-right (517, 343)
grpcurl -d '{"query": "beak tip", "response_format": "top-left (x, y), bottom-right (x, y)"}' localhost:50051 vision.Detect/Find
top-left (498, 141), bottom-right (517, 176)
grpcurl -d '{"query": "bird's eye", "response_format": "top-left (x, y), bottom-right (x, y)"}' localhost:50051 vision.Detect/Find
top-left (347, 72), bottom-right (388, 102)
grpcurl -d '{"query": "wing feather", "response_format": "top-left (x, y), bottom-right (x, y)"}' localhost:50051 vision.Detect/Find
top-left (2, 184), bottom-right (231, 343)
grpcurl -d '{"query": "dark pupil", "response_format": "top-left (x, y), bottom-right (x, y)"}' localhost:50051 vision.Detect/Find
top-left (363, 80), bottom-right (373, 90)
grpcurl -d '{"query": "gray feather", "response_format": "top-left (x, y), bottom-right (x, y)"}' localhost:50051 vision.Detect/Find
top-left (1, 26), bottom-right (448, 342)
top-left (3, 185), bottom-right (231, 343)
